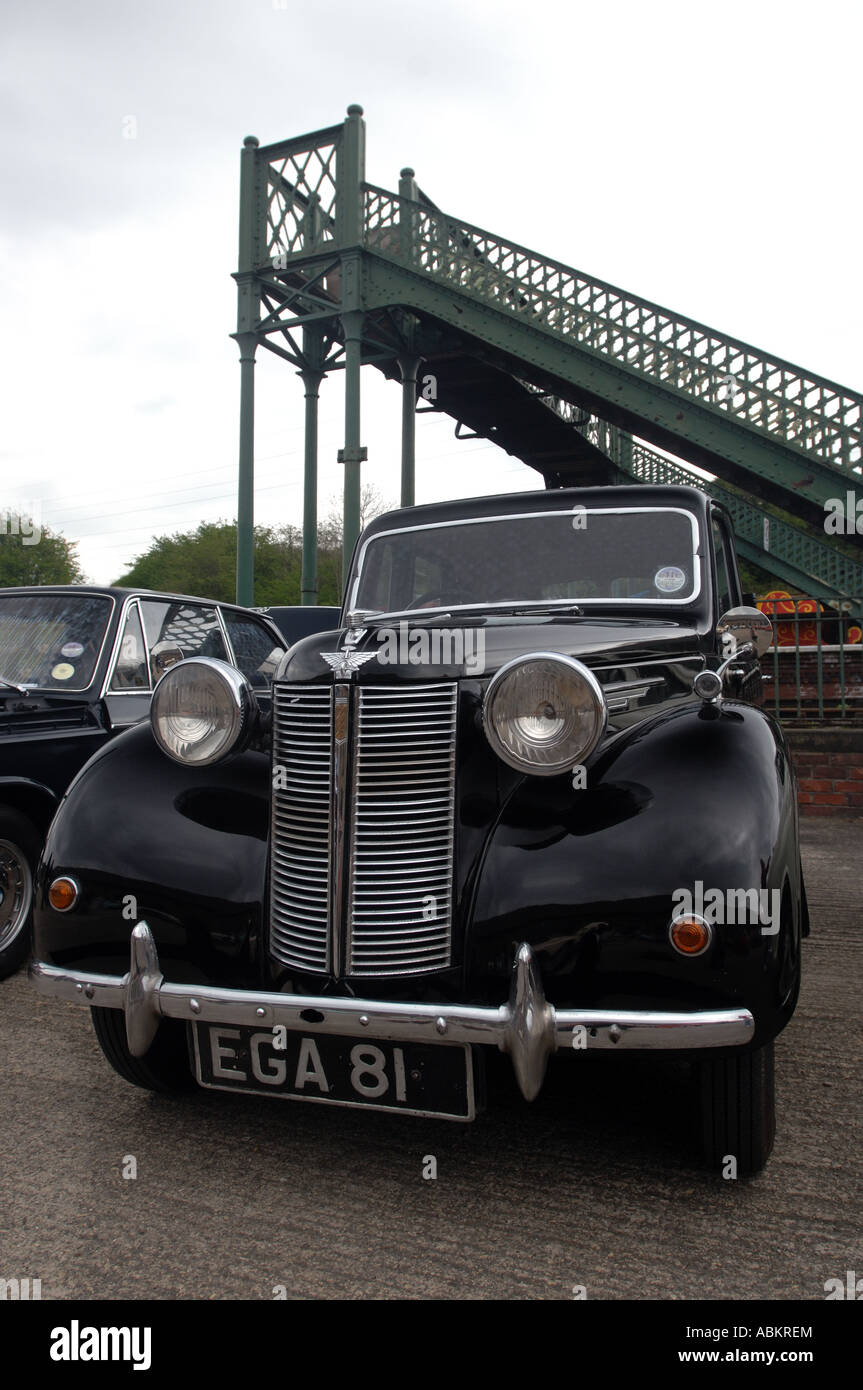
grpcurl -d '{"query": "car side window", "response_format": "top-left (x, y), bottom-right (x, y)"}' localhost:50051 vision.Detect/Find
top-left (139, 600), bottom-right (228, 684)
top-left (711, 517), bottom-right (734, 616)
top-left (221, 611), bottom-right (284, 687)
top-left (109, 603), bottom-right (150, 690)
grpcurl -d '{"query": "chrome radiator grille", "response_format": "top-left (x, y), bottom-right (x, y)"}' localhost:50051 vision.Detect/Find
top-left (270, 685), bottom-right (333, 973)
top-left (269, 681), bottom-right (457, 978)
top-left (347, 684), bottom-right (457, 976)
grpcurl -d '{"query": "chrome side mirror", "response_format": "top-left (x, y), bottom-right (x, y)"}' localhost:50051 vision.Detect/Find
top-left (149, 642), bottom-right (185, 683)
top-left (716, 606), bottom-right (773, 658)
top-left (693, 606), bottom-right (773, 704)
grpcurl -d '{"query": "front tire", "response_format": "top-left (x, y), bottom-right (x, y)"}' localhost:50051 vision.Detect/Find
top-left (0, 809), bottom-right (40, 980)
top-left (90, 1007), bottom-right (197, 1094)
top-left (699, 1040), bottom-right (776, 1176)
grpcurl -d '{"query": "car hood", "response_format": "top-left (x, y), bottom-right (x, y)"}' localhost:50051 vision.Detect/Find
top-left (277, 614), bottom-right (709, 684)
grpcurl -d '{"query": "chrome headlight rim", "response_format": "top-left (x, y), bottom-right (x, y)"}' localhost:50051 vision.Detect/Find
top-left (150, 657), bottom-right (257, 767)
top-left (482, 650), bottom-right (608, 777)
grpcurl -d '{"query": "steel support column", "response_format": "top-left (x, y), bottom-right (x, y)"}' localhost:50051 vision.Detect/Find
top-left (398, 354), bottom-right (421, 508)
top-left (234, 133), bottom-right (261, 607)
top-left (235, 332), bottom-right (257, 606)
top-left (338, 308), bottom-right (366, 586)
top-left (299, 329), bottom-right (325, 606)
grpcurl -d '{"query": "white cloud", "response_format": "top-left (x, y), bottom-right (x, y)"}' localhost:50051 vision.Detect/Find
top-left (1, 0), bottom-right (860, 584)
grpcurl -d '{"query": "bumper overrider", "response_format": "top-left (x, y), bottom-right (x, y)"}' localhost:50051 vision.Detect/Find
top-left (29, 923), bottom-right (754, 1102)
top-left (30, 922), bottom-right (750, 1095)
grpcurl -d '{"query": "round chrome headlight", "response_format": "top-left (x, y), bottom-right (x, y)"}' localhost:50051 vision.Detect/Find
top-left (151, 658), bottom-right (257, 766)
top-left (483, 653), bottom-right (607, 776)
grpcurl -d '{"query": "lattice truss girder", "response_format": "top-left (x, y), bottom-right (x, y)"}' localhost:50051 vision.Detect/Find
top-left (238, 121), bottom-right (862, 578)
top-left (264, 143), bottom-right (339, 261)
top-left (243, 130), bottom-right (862, 479)
top-left (525, 386), bottom-right (863, 603)
top-left (362, 187), bottom-right (861, 476)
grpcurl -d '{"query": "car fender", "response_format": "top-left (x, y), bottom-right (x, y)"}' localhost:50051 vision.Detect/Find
top-left (0, 776), bottom-right (60, 838)
top-left (467, 700), bottom-right (802, 1042)
top-left (33, 724), bottom-right (270, 984)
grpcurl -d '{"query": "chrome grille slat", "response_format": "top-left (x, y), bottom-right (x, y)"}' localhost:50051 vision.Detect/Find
top-left (346, 682), bottom-right (456, 978)
top-left (269, 680), bottom-right (457, 979)
top-left (269, 685), bottom-right (333, 973)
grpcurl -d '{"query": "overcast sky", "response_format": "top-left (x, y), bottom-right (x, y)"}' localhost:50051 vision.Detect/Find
top-left (2, 0), bottom-right (861, 585)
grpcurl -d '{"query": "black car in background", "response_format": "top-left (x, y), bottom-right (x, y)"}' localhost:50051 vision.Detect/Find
top-left (259, 606), bottom-right (341, 646)
top-left (31, 487), bottom-right (805, 1173)
top-left (0, 586), bottom-right (285, 977)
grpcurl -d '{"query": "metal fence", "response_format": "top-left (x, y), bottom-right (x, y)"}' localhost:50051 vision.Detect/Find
top-left (758, 598), bottom-right (863, 722)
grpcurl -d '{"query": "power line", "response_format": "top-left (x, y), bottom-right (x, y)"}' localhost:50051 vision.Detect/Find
top-left (60, 441), bottom-right (502, 543)
top-left (31, 444), bottom-right (307, 517)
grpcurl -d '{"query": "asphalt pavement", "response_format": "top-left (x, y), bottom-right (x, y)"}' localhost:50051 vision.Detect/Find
top-left (1, 818), bottom-right (860, 1301)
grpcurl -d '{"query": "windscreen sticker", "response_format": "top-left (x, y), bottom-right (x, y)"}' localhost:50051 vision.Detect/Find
top-left (654, 566), bottom-right (686, 594)
top-left (51, 662), bottom-right (75, 681)
top-left (61, 642), bottom-right (85, 659)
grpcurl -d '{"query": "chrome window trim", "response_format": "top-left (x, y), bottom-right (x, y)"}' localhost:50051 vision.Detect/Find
top-left (218, 607), bottom-right (287, 680)
top-left (99, 595), bottom-right (140, 699)
top-left (104, 597), bottom-right (153, 697)
top-left (215, 605), bottom-right (236, 667)
top-left (135, 597), bottom-right (227, 680)
top-left (349, 506), bottom-right (704, 615)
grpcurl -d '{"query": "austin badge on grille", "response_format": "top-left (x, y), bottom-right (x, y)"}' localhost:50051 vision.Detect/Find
top-left (320, 647), bottom-right (377, 680)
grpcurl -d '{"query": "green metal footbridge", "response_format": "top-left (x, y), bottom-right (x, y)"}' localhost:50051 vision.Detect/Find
top-left (232, 105), bottom-right (863, 614)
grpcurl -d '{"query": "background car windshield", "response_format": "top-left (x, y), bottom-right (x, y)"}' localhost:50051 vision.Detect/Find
top-left (355, 508), bottom-right (700, 613)
top-left (0, 593), bottom-right (112, 690)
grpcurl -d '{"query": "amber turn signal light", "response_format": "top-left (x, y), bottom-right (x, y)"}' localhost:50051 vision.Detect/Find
top-left (48, 877), bottom-right (80, 913)
top-left (669, 913), bottom-right (712, 956)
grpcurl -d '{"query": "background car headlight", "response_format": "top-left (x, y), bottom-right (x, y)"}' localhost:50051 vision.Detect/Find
top-left (483, 652), bottom-right (607, 776)
top-left (151, 658), bottom-right (257, 766)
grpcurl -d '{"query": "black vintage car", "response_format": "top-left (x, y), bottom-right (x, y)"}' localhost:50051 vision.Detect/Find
top-left (0, 586), bottom-right (285, 977)
top-left (30, 487), bottom-right (806, 1174)
top-left (259, 605), bottom-right (341, 645)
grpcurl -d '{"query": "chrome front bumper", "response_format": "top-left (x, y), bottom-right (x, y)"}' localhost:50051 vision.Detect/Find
top-left (30, 923), bottom-right (754, 1102)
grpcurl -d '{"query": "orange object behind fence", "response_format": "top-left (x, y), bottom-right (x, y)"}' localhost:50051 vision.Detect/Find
top-left (757, 591), bottom-right (862, 647)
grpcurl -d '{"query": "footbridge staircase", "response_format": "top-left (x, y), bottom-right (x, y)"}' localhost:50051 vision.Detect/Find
top-left (232, 106), bottom-right (862, 613)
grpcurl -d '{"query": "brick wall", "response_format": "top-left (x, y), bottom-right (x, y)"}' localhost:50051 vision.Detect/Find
top-left (785, 728), bottom-right (863, 817)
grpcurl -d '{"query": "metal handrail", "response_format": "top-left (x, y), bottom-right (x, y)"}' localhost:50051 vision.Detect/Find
top-left (362, 184), bottom-right (862, 476)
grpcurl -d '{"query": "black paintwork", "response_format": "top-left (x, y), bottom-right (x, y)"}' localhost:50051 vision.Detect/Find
top-left (33, 487), bottom-right (804, 1048)
top-left (0, 585), bottom-right (283, 843)
top-left (260, 605), bottom-right (341, 645)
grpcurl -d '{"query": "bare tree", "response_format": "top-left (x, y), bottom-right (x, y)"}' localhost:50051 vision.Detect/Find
top-left (323, 483), bottom-right (393, 543)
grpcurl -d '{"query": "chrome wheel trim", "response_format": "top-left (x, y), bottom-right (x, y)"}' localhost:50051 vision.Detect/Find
top-left (0, 839), bottom-right (34, 951)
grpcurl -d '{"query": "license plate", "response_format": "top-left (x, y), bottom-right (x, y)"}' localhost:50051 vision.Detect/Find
top-left (192, 1023), bottom-right (476, 1121)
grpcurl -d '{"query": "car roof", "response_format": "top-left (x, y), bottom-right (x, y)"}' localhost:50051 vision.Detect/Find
top-left (0, 584), bottom-right (270, 616)
top-left (359, 484), bottom-right (712, 540)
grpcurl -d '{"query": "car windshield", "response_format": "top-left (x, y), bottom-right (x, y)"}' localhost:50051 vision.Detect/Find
top-left (352, 507), bottom-right (701, 616)
top-left (0, 592), bottom-right (113, 691)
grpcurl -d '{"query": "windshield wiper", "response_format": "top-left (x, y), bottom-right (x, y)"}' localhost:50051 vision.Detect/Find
top-left (0, 674), bottom-right (29, 694)
top-left (348, 601), bottom-right (585, 624)
top-left (496, 603), bottom-right (584, 617)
